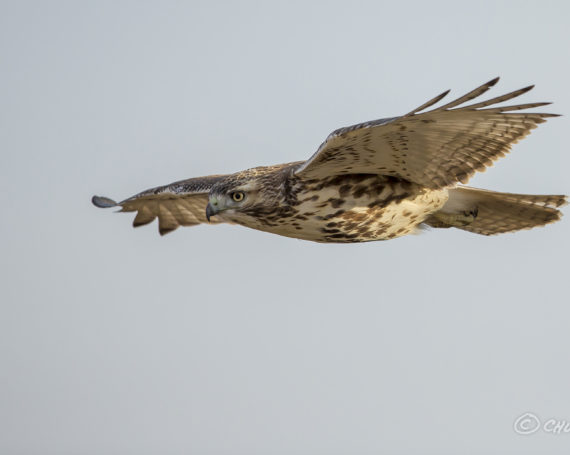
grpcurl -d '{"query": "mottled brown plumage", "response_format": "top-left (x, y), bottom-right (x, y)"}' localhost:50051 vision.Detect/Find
top-left (92, 78), bottom-right (567, 242)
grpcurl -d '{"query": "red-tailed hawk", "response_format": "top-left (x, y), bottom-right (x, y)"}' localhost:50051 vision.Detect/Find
top-left (93, 78), bottom-right (566, 243)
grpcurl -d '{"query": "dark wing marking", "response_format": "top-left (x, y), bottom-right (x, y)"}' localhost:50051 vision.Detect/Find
top-left (92, 174), bottom-right (228, 235)
top-left (296, 78), bottom-right (558, 188)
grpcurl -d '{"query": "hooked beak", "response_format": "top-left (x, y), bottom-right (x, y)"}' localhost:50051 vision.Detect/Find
top-left (205, 202), bottom-right (217, 222)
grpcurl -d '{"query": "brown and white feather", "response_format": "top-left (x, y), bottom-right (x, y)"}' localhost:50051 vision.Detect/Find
top-left (296, 78), bottom-right (558, 189)
top-left (93, 174), bottom-right (228, 235)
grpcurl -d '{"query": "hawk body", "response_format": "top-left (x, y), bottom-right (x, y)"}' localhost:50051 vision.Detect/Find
top-left (214, 167), bottom-right (447, 243)
top-left (92, 78), bottom-right (566, 242)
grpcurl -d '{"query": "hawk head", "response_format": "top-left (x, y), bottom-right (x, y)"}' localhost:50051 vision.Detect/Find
top-left (205, 164), bottom-right (295, 223)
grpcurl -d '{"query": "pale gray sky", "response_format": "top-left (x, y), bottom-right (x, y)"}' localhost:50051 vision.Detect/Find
top-left (1, 1), bottom-right (569, 454)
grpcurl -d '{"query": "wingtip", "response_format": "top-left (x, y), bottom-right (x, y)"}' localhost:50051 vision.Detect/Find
top-left (487, 76), bottom-right (500, 86)
top-left (158, 226), bottom-right (177, 236)
top-left (518, 84), bottom-right (535, 95)
top-left (92, 195), bottom-right (118, 208)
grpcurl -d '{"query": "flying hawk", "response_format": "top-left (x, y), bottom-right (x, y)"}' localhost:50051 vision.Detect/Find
top-left (93, 78), bottom-right (566, 243)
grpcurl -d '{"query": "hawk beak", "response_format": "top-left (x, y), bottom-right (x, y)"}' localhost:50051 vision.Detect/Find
top-left (205, 202), bottom-right (216, 222)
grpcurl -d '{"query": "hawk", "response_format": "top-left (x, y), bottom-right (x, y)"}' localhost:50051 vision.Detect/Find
top-left (93, 78), bottom-right (566, 243)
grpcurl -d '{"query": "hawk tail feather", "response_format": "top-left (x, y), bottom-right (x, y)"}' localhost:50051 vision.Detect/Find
top-left (426, 186), bottom-right (567, 235)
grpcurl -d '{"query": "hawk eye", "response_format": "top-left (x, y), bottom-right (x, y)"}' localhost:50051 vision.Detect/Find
top-left (231, 191), bottom-right (245, 202)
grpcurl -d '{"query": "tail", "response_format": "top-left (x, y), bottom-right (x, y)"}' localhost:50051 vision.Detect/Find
top-left (426, 186), bottom-right (567, 235)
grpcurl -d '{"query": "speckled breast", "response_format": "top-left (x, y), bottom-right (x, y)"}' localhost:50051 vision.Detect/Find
top-left (265, 175), bottom-right (448, 243)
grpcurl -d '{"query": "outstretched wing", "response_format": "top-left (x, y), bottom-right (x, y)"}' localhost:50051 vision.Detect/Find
top-left (296, 78), bottom-right (558, 188)
top-left (92, 174), bottom-right (228, 235)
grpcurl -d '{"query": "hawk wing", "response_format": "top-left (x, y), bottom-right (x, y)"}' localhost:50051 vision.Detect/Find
top-left (92, 174), bottom-right (228, 235)
top-left (295, 78), bottom-right (558, 188)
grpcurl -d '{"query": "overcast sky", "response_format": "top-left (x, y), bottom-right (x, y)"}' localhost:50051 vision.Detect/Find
top-left (1, 1), bottom-right (569, 454)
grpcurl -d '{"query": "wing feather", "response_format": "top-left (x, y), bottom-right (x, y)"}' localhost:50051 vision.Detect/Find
top-left (92, 174), bottom-right (228, 235)
top-left (434, 77), bottom-right (499, 110)
top-left (296, 78), bottom-right (559, 188)
top-left (404, 89), bottom-right (450, 116)
top-left (462, 85), bottom-right (534, 109)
